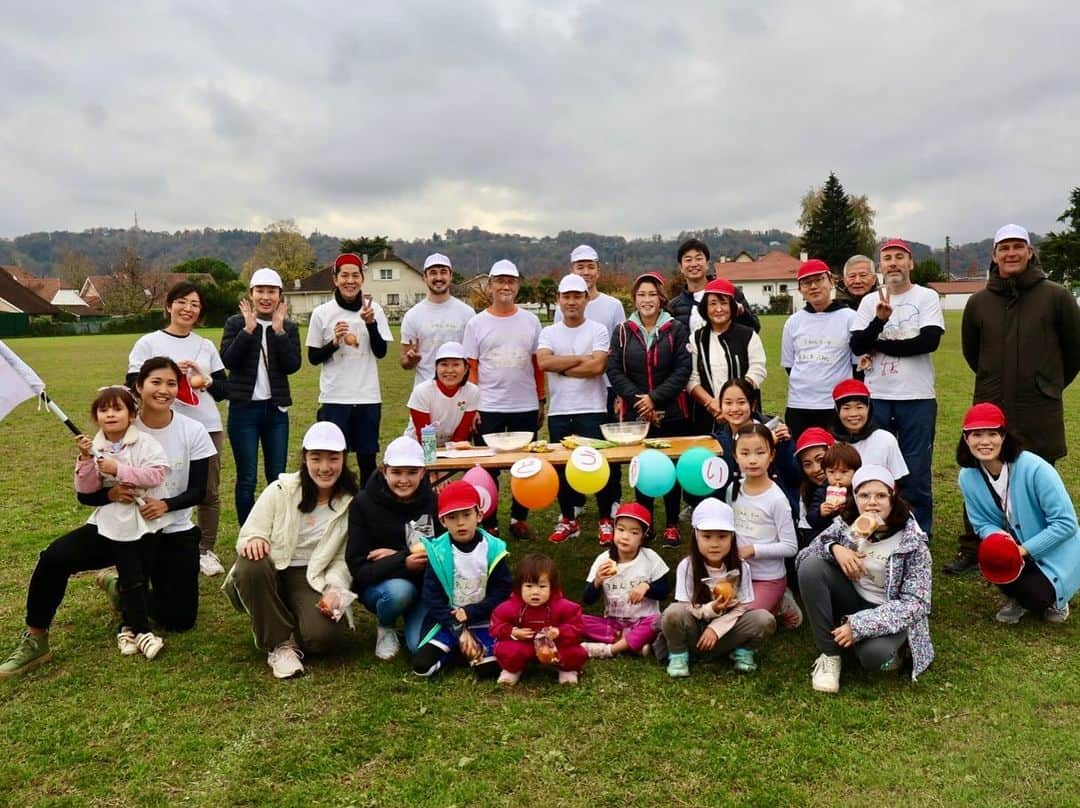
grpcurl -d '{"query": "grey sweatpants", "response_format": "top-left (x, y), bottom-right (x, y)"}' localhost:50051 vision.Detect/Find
top-left (654, 601), bottom-right (776, 661)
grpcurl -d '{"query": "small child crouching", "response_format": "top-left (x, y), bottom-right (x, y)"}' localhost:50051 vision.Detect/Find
top-left (491, 554), bottom-right (587, 685)
top-left (656, 499), bottom-right (776, 677)
top-left (412, 480), bottom-right (512, 679)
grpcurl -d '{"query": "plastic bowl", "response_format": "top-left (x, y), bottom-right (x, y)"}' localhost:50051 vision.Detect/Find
top-left (481, 432), bottom-right (534, 452)
top-left (600, 421), bottom-right (650, 445)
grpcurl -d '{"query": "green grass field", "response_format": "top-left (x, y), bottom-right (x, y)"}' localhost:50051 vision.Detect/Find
top-left (1, 313), bottom-right (1078, 807)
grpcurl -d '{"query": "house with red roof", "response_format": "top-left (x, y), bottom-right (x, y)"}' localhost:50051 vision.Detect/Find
top-left (711, 250), bottom-right (804, 313)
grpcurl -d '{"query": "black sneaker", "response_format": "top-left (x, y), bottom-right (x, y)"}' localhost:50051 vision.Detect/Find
top-left (943, 552), bottom-right (978, 575)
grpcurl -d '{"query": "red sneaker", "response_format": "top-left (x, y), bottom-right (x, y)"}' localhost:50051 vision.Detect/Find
top-left (547, 518), bottom-right (580, 544)
top-left (662, 526), bottom-right (681, 547)
top-left (597, 518), bottom-right (615, 545)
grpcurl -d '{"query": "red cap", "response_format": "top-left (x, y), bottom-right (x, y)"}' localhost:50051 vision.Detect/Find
top-left (613, 502), bottom-right (652, 529)
top-left (978, 531), bottom-right (1024, 584)
top-left (797, 259), bottom-right (831, 281)
top-left (632, 271), bottom-right (667, 290)
top-left (795, 427), bottom-right (836, 456)
top-left (334, 253), bottom-right (365, 275)
top-left (703, 277), bottom-right (737, 298)
top-left (879, 239), bottom-right (911, 257)
top-left (832, 378), bottom-right (871, 402)
top-left (963, 402), bottom-right (1006, 431)
top-left (437, 479), bottom-right (481, 518)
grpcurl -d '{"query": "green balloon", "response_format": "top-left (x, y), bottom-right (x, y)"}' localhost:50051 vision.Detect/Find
top-left (676, 446), bottom-right (720, 496)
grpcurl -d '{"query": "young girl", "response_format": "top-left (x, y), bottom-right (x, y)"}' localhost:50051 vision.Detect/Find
top-left (795, 427), bottom-right (835, 546)
top-left (956, 403), bottom-right (1079, 624)
top-left (796, 465), bottom-right (933, 693)
top-left (491, 554), bottom-right (587, 685)
top-left (656, 499), bottom-right (775, 676)
top-left (820, 442), bottom-right (862, 527)
top-left (580, 503), bottom-right (670, 659)
top-left (404, 341), bottom-right (480, 445)
top-left (830, 379), bottom-right (908, 483)
top-left (75, 386), bottom-right (170, 659)
top-left (731, 423), bottom-right (801, 630)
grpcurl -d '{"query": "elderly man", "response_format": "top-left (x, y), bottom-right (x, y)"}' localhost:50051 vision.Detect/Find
top-left (850, 239), bottom-right (944, 538)
top-left (400, 253), bottom-right (476, 386)
top-left (838, 255), bottom-right (879, 309)
top-left (781, 260), bottom-right (856, 439)
top-left (944, 224), bottom-right (1080, 573)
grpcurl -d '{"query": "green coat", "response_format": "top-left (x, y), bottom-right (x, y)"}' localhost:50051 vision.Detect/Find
top-left (961, 263), bottom-right (1080, 461)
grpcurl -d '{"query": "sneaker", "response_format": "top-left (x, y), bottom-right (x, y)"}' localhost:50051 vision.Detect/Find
top-left (0, 631), bottom-right (53, 679)
top-left (666, 650), bottom-right (690, 678)
top-left (117, 627), bottom-right (139, 656)
top-left (95, 568), bottom-right (121, 614)
top-left (199, 550), bottom-right (225, 577)
top-left (995, 597), bottom-right (1028, 624)
top-left (662, 526), bottom-right (681, 547)
top-left (509, 520), bottom-right (535, 542)
top-left (268, 640), bottom-right (305, 679)
top-left (375, 626), bottom-right (401, 660)
top-left (943, 552), bottom-right (978, 575)
top-left (547, 517), bottom-right (580, 544)
top-left (582, 642), bottom-right (614, 659)
top-left (679, 504), bottom-right (693, 523)
top-left (730, 647), bottom-right (757, 673)
top-left (776, 588), bottom-right (804, 630)
top-left (558, 670), bottom-right (579, 685)
top-left (811, 653), bottom-right (841, 693)
top-left (1044, 602), bottom-right (1070, 624)
top-left (880, 644), bottom-right (909, 672)
top-left (135, 632), bottom-right (164, 660)
top-left (640, 643), bottom-right (652, 658)
top-left (597, 518), bottom-right (615, 545)
top-left (497, 669), bottom-right (521, 685)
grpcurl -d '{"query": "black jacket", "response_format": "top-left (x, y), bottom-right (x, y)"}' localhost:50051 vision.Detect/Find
top-left (346, 471), bottom-right (438, 592)
top-left (607, 316), bottom-right (691, 422)
top-left (669, 287), bottom-right (760, 333)
top-left (219, 315), bottom-right (302, 406)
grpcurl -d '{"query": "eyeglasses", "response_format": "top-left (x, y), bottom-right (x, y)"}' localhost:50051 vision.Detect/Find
top-left (798, 275), bottom-right (830, 288)
top-left (855, 491), bottom-right (891, 503)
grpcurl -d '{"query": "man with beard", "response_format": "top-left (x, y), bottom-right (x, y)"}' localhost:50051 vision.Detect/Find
top-left (400, 253), bottom-right (476, 387)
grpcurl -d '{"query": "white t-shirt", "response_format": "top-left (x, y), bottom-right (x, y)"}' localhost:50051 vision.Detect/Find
top-left (128, 330), bottom-right (226, 432)
top-left (289, 501), bottom-right (336, 566)
top-left (134, 412), bottom-right (217, 534)
top-left (451, 538), bottom-right (490, 608)
top-left (852, 531), bottom-right (904, 605)
top-left (555, 292), bottom-right (626, 335)
top-left (586, 547), bottom-right (668, 620)
top-left (537, 319), bottom-right (610, 416)
top-left (851, 284), bottom-right (944, 400)
top-left (400, 297), bottom-right (476, 387)
top-left (252, 319), bottom-right (274, 401)
top-left (462, 307), bottom-right (542, 412)
top-left (781, 306), bottom-right (856, 410)
top-left (673, 558), bottom-right (755, 605)
top-left (688, 290), bottom-right (706, 334)
top-left (307, 299), bottom-right (395, 405)
top-left (980, 463), bottom-right (1011, 523)
top-left (852, 429), bottom-right (909, 480)
top-left (733, 482), bottom-right (798, 582)
top-left (404, 380), bottom-right (481, 442)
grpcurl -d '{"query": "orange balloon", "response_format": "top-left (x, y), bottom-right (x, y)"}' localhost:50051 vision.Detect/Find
top-left (509, 457), bottom-right (559, 510)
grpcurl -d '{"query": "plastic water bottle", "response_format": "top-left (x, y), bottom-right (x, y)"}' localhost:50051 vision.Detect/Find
top-left (421, 423), bottom-right (437, 464)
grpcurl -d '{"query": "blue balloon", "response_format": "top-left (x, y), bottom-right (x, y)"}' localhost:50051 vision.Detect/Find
top-left (630, 448), bottom-right (676, 498)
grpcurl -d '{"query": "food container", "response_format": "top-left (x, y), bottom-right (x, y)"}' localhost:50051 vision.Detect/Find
top-left (481, 432), bottom-right (535, 452)
top-left (599, 421), bottom-right (650, 445)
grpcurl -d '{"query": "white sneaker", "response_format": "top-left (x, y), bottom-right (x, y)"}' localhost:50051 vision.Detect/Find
top-left (117, 627), bottom-right (139, 656)
top-left (679, 505), bottom-right (693, 523)
top-left (811, 654), bottom-right (841, 693)
top-left (135, 632), bottom-right (164, 660)
top-left (199, 550), bottom-right (225, 577)
top-left (1044, 602), bottom-right (1070, 624)
top-left (777, 588), bottom-right (804, 630)
top-left (497, 669), bottom-right (521, 685)
top-left (268, 641), bottom-right (304, 679)
top-left (558, 670), bottom-right (579, 685)
top-left (995, 597), bottom-right (1028, 624)
top-left (582, 642), bottom-right (614, 659)
top-left (374, 626), bottom-right (401, 660)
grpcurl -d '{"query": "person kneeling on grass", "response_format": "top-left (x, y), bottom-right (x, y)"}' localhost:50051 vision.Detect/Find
top-left (490, 553), bottom-right (587, 685)
top-left (412, 481), bottom-right (512, 679)
top-left (956, 403), bottom-right (1078, 625)
top-left (346, 436), bottom-right (438, 661)
top-left (223, 422), bottom-right (358, 680)
top-left (796, 465), bottom-right (933, 694)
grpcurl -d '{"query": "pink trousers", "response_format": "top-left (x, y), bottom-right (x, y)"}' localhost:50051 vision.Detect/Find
top-left (580, 614), bottom-right (659, 652)
top-left (494, 639), bottom-right (588, 673)
top-left (744, 576), bottom-right (788, 614)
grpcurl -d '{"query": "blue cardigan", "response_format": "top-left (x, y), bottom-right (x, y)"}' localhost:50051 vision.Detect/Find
top-left (958, 451), bottom-right (1080, 608)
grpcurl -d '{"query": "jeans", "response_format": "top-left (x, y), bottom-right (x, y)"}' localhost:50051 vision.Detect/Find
top-left (871, 397), bottom-right (936, 539)
top-left (228, 400), bottom-right (290, 526)
top-left (317, 402), bottom-right (381, 486)
top-left (547, 412), bottom-right (620, 520)
top-left (476, 409), bottom-right (539, 525)
top-left (360, 578), bottom-right (425, 653)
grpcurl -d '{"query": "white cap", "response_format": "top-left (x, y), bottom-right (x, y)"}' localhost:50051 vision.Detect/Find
top-left (434, 341), bottom-right (467, 362)
top-left (691, 498), bottom-right (735, 531)
top-left (383, 436), bottom-right (426, 467)
top-left (558, 274), bottom-right (589, 294)
top-left (489, 259), bottom-right (520, 278)
top-left (424, 253), bottom-right (452, 271)
top-left (852, 464), bottom-right (895, 492)
top-left (570, 244), bottom-right (599, 263)
top-left (993, 224), bottom-right (1030, 246)
top-left (302, 421), bottom-right (346, 451)
top-left (249, 267), bottom-right (283, 289)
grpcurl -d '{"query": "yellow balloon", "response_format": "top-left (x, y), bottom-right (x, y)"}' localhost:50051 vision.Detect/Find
top-left (565, 446), bottom-right (611, 495)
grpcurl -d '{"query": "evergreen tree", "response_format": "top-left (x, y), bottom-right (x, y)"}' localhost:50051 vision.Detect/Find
top-left (800, 172), bottom-right (861, 273)
top-left (1039, 187), bottom-right (1080, 285)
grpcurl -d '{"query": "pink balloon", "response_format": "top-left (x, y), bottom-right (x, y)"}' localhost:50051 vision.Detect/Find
top-left (463, 465), bottom-right (498, 520)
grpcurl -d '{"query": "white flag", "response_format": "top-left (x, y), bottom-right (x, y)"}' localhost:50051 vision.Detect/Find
top-left (0, 339), bottom-right (45, 421)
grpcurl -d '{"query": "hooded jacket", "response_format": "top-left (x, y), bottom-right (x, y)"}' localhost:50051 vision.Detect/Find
top-left (961, 261), bottom-right (1080, 461)
top-left (489, 588), bottom-right (585, 647)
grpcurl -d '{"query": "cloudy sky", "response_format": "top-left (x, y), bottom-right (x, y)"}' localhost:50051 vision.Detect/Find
top-left (2, 1), bottom-right (1077, 247)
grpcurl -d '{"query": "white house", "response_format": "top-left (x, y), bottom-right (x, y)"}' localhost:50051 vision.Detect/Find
top-left (712, 250), bottom-right (804, 313)
top-left (927, 280), bottom-right (986, 311)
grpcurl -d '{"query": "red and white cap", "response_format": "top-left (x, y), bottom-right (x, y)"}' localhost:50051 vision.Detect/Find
top-left (632, 271), bottom-right (667, 291)
top-left (795, 427), bottom-right (835, 456)
top-left (962, 402), bottom-right (1006, 431)
top-left (437, 479), bottom-right (481, 518)
top-left (613, 502), bottom-right (652, 530)
top-left (879, 239), bottom-right (912, 256)
top-left (797, 259), bottom-right (831, 281)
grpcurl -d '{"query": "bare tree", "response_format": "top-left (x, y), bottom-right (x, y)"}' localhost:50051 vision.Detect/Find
top-left (242, 219), bottom-right (317, 284)
top-left (54, 249), bottom-right (96, 290)
top-left (101, 247), bottom-right (158, 315)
